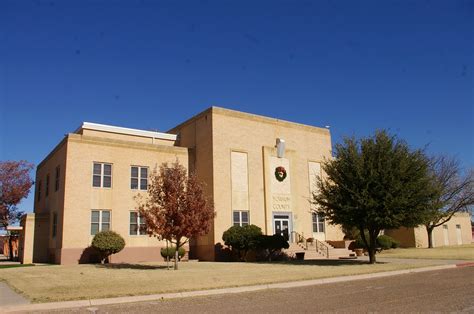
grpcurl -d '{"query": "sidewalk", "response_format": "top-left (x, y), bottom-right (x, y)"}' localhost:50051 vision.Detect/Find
top-left (0, 283), bottom-right (30, 307)
top-left (3, 263), bottom-right (469, 313)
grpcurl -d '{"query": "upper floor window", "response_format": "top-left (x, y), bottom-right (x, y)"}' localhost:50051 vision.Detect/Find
top-left (45, 174), bottom-right (50, 197)
top-left (55, 166), bottom-right (60, 191)
top-left (233, 211), bottom-right (249, 227)
top-left (37, 181), bottom-right (42, 202)
top-left (312, 212), bottom-right (325, 233)
top-left (131, 166), bottom-right (148, 190)
top-left (91, 210), bottom-right (111, 235)
top-left (129, 211), bottom-right (146, 235)
top-left (93, 163), bottom-right (112, 188)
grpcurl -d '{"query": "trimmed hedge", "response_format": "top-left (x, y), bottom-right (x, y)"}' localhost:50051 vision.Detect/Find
top-left (377, 235), bottom-right (399, 250)
top-left (91, 231), bottom-right (125, 263)
top-left (160, 247), bottom-right (186, 260)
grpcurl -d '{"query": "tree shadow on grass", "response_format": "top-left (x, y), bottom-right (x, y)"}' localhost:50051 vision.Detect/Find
top-left (95, 263), bottom-right (169, 270)
top-left (251, 259), bottom-right (387, 266)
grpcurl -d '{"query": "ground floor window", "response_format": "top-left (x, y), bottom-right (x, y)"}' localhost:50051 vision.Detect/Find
top-left (312, 212), bottom-right (325, 233)
top-left (91, 210), bottom-right (111, 235)
top-left (52, 212), bottom-right (58, 238)
top-left (129, 211), bottom-right (146, 235)
top-left (233, 211), bottom-right (249, 227)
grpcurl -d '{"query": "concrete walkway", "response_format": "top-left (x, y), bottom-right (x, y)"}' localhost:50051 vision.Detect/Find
top-left (0, 282), bottom-right (30, 306)
top-left (3, 264), bottom-right (466, 313)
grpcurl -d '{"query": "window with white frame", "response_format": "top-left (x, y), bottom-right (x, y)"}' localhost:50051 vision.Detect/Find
top-left (312, 212), bottom-right (325, 233)
top-left (233, 211), bottom-right (249, 227)
top-left (90, 210), bottom-right (111, 235)
top-left (131, 166), bottom-right (148, 190)
top-left (92, 163), bottom-right (112, 188)
top-left (129, 212), bottom-right (146, 235)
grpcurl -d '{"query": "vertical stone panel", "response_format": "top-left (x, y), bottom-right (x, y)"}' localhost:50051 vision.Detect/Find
top-left (231, 151), bottom-right (249, 212)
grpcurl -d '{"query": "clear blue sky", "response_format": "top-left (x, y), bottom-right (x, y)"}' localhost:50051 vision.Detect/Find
top-left (1, 0), bottom-right (473, 215)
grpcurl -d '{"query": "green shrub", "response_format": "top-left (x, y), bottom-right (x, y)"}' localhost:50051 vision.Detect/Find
top-left (377, 235), bottom-right (396, 250)
top-left (91, 231), bottom-right (125, 263)
top-left (160, 247), bottom-right (186, 260)
top-left (257, 234), bottom-right (289, 261)
top-left (391, 238), bottom-right (400, 248)
top-left (222, 225), bottom-right (263, 261)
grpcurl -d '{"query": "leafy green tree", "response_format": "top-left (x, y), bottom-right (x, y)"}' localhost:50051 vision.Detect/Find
top-left (91, 230), bottom-right (126, 264)
top-left (222, 225), bottom-right (262, 261)
top-left (422, 156), bottom-right (474, 248)
top-left (312, 130), bottom-right (433, 263)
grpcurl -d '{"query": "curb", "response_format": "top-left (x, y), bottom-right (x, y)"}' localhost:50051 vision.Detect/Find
top-left (2, 264), bottom-right (459, 313)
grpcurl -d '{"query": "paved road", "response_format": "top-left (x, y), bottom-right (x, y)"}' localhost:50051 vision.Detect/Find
top-left (43, 267), bottom-right (474, 313)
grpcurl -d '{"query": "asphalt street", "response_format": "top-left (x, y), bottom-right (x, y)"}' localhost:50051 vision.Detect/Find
top-left (41, 266), bottom-right (474, 313)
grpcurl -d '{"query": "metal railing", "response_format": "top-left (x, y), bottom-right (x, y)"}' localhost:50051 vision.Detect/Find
top-left (290, 231), bottom-right (330, 258)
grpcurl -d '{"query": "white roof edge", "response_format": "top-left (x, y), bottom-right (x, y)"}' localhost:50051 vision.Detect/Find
top-left (76, 122), bottom-right (177, 141)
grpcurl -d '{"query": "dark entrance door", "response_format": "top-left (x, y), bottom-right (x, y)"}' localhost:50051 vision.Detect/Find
top-left (274, 215), bottom-right (290, 241)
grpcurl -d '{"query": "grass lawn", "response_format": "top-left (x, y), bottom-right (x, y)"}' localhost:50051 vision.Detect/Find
top-left (0, 259), bottom-right (439, 303)
top-left (379, 244), bottom-right (474, 260)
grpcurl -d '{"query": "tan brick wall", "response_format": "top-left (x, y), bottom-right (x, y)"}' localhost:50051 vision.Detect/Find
top-left (414, 212), bottom-right (472, 248)
top-left (171, 107), bottom-right (344, 260)
top-left (62, 134), bottom-right (188, 254)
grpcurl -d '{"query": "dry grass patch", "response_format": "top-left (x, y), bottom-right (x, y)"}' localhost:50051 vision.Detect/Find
top-left (0, 259), bottom-right (438, 303)
top-left (379, 244), bottom-right (474, 260)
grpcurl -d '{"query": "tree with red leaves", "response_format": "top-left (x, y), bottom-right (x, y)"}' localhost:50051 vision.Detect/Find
top-left (0, 161), bottom-right (34, 260)
top-left (137, 160), bottom-right (215, 270)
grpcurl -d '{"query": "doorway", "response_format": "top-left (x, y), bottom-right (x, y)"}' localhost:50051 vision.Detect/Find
top-left (273, 214), bottom-right (291, 241)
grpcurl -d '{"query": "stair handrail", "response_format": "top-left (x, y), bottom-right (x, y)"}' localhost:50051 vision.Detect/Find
top-left (290, 231), bottom-right (308, 250)
top-left (314, 238), bottom-right (330, 258)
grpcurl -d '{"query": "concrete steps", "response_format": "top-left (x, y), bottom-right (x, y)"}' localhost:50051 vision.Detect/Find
top-left (284, 242), bottom-right (355, 260)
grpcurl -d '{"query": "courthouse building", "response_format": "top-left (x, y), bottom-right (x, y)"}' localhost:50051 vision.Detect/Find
top-left (20, 107), bottom-right (344, 264)
top-left (17, 107), bottom-right (471, 264)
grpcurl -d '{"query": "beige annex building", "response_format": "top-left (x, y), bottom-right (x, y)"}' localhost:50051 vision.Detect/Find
top-left (17, 107), bottom-right (472, 264)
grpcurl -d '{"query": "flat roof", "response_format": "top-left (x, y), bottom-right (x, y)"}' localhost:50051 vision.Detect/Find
top-left (76, 122), bottom-right (177, 141)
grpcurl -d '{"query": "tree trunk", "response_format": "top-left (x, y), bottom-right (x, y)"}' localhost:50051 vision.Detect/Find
top-left (368, 233), bottom-right (377, 264)
top-left (8, 235), bottom-right (14, 261)
top-left (426, 226), bottom-right (434, 248)
top-left (174, 238), bottom-right (180, 270)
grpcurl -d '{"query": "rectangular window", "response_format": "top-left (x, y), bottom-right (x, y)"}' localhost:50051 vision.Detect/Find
top-left (52, 212), bottom-right (58, 238)
top-left (129, 212), bottom-right (146, 235)
top-left (131, 166), bottom-right (148, 190)
top-left (312, 212), bottom-right (325, 233)
top-left (233, 211), bottom-right (249, 227)
top-left (55, 166), bottom-right (60, 191)
top-left (37, 181), bottom-right (42, 201)
top-left (92, 163), bottom-right (112, 188)
top-left (46, 174), bottom-right (50, 197)
top-left (90, 210), bottom-right (111, 235)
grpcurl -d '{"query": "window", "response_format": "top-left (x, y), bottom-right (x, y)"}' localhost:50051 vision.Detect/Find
top-left (233, 211), bottom-right (249, 227)
top-left (92, 163), bottom-right (112, 188)
top-left (37, 181), bottom-right (42, 201)
top-left (129, 212), bottom-right (146, 235)
top-left (90, 210), bottom-right (111, 235)
top-left (131, 166), bottom-right (148, 190)
top-left (52, 212), bottom-right (58, 238)
top-left (312, 212), bottom-right (325, 233)
top-left (55, 166), bottom-right (60, 191)
top-left (46, 174), bottom-right (50, 197)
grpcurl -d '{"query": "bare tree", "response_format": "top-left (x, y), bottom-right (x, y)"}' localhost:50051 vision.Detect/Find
top-left (423, 156), bottom-right (474, 248)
